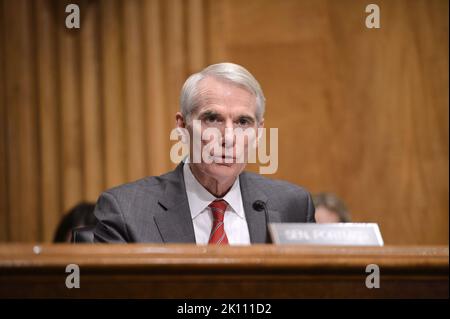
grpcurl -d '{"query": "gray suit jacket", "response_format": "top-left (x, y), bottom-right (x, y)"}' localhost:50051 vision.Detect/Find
top-left (93, 163), bottom-right (315, 243)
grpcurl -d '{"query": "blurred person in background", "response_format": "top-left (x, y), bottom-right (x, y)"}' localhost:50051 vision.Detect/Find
top-left (313, 192), bottom-right (351, 223)
top-left (53, 202), bottom-right (97, 243)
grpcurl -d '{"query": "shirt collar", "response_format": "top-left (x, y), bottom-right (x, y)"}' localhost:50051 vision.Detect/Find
top-left (183, 158), bottom-right (245, 220)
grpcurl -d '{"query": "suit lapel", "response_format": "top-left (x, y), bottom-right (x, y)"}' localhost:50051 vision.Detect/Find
top-left (154, 163), bottom-right (196, 243)
top-left (239, 172), bottom-right (281, 243)
top-left (153, 165), bottom-right (280, 244)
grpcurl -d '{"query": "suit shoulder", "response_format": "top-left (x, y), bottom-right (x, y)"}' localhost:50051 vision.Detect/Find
top-left (241, 171), bottom-right (315, 222)
top-left (102, 174), bottom-right (166, 200)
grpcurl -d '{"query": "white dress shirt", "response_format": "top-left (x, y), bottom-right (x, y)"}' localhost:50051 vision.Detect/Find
top-left (183, 160), bottom-right (251, 245)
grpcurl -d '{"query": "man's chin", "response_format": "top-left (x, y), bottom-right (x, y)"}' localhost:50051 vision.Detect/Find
top-left (205, 162), bottom-right (245, 179)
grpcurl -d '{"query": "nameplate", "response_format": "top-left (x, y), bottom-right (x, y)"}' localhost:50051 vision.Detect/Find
top-left (268, 223), bottom-right (384, 246)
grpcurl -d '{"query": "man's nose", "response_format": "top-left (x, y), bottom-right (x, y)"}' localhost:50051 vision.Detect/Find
top-left (222, 132), bottom-right (235, 148)
top-left (224, 118), bottom-right (234, 130)
top-left (221, 120), bottom-right (235, 147)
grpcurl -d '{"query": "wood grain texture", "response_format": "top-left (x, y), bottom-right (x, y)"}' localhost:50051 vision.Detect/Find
top-left (163, 0), bottom-right (187, 171)
top-left (0, 0), bottom-right (9, 242)
top-left (100, 0), bottom-right (127, 189)
top-left (123, 0), bottom-right (146, 182)
top-left (80, 0), bottom-right (103, 202)
top-left (187, 0), bottom-right (206, 73)
top-left (2, 0), bottom-right (40, 241)
top-left (207, 0), bottom-right (449, 245)
top-left (0, 244), bottom-right (448, 298)
top-left (35, 0), bottom-right (61, 242)
top-left (0, 0), bottom-right (447, 244)
top-left (143, 0), bottom-right (170, 176)
top-left (58, 0), bottom-right (83, 213)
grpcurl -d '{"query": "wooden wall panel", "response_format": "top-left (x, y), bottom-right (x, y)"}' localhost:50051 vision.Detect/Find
top-left (100, 0), bottom-right (126, 189)
top-left (35, 0), bottom-right (61, 242)
top-left (143, 0), bottom-right (170, 176)
top-left (58, 0), bottom-right (83, 213)
top-left (0, 0), bottom-right (447, 244)
top-left (123, 0), bottom-right (146, 182)
top-left (0, 0), bottom-right (9, 241)
top-left (2, 0), bottom-right (41, 241)
top-left (187, 0), bottom-right (206, 73)
top-left (163, 0), bottom-right (187, 170)
top-left (206, 0), bottom-right (448, 245)
top-left (80, 0), bottom-right (104, 202)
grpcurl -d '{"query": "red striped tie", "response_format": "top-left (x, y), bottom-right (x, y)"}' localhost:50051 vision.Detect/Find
top-left (208, 199), bottom-right (229, 245)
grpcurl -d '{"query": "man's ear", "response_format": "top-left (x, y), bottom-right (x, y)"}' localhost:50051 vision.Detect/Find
top-left (258, 118), bottom-right (265, 136)
top-left (258, 118), bottom-right (265, 129)
top-left (253, 118), bottom-right (264, 148)
top-left (175, 112), bottom-right (186, 128)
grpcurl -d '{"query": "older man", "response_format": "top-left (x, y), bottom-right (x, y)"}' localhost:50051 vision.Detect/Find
top-left (93, 63), bottom-right (315, 244)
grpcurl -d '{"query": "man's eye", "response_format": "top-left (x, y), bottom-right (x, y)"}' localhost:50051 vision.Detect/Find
top-left (237, 118), bottom-right (251, 126)
top-left (205, 116), bottom-right (216, 122)
top-left (204, 115), bottom-right (220, 123)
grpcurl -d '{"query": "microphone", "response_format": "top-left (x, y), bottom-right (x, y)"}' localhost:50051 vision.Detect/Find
top-left (252, 200), bottom-right (271, 243)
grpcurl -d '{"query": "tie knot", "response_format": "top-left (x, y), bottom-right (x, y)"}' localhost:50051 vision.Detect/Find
top-left (209, 199), bottom-right (228, 221)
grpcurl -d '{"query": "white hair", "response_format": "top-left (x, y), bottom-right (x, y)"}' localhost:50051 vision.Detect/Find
top-left (180, 62), bottom-right (265, 123)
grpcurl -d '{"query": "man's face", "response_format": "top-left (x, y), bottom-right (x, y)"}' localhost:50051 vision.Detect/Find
top-left (184, 76), bottom-right (262, 183)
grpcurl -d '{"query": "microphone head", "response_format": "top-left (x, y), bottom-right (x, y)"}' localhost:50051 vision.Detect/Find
top-left (252, 200), bottom-right (265, 212)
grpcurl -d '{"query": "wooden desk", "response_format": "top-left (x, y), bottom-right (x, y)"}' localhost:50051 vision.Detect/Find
top-left (0, 244), bottom-right (447, 298)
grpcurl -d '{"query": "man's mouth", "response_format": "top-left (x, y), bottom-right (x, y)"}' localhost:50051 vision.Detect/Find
top-left (212, 155), bottom-right (236, 163)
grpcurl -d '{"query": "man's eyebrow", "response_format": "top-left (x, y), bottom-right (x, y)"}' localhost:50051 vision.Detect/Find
top-left (197, 111), bottom-right (256, 122)
top-left (236, 114), bottom-right (256, 122)
top-left (198, 110), bottom-right (220, 118)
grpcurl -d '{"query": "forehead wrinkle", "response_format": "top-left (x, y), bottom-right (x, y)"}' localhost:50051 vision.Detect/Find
top-left (195, 77), bottom-right (257, 115)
